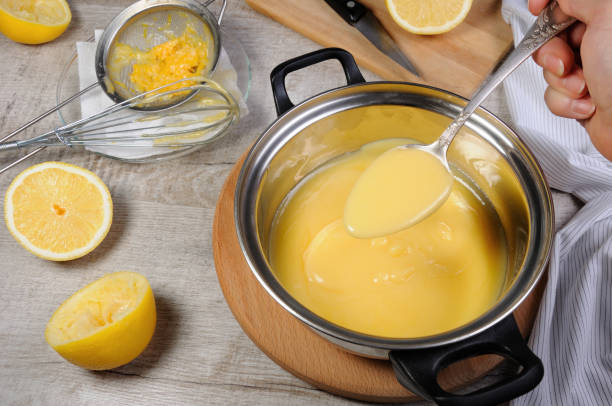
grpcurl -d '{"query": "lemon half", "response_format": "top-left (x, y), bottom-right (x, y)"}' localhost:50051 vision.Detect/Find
top-left (0, 0), bottom-right (71, 44)
top-left (386, 0), bottom-right (473, 35)
top-left (4, 161), bottom-right (113, 261)
top-left (45, 271), bottom-right (157, 370)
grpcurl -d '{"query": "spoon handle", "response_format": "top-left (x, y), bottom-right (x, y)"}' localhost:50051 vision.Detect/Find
top-left (436, 1), bottom-right (576, 152)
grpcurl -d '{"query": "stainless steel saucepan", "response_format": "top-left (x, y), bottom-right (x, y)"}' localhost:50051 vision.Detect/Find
top-left (235, 48), bottom-right (554, 405)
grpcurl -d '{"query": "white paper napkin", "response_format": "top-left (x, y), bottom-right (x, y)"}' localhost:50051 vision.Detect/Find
top-left (501, 1), bottom-right (612, 404)
top-left (76, 30), bottom-right (247, 160)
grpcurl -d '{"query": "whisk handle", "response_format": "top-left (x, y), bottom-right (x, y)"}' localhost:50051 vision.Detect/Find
top-left (0, 147), bottom-right (47, 175)
top-left (0, 141), bottom-right (20, 151)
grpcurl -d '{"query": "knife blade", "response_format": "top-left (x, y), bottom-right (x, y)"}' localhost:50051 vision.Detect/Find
top-left (324, 0), bottom-right (420, 78)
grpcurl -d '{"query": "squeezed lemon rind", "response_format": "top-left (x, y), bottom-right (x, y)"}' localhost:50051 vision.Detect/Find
top-left (0, 0), bottom-right (71, 44)
top-left (45, 271), bottom-right (150, 347)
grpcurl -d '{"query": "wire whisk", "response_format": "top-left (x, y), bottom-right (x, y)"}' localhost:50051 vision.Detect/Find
top-left (0, 77), bottom-right (239, 175)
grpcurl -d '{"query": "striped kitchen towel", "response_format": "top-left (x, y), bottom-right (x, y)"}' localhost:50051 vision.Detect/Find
top-left (502, 1), bottom-right (612, 405)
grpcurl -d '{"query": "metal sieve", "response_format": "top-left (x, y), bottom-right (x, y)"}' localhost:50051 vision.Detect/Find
top-left (95, 0), bottom-right (225, 110)
top-left (0, 0), bottom-right (234, 174)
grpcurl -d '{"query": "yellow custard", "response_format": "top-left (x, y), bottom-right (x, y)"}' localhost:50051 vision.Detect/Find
top-left (108, 23), bottom-right (210, 95)
top-left (344, 147), bottom-right (453, 238)
top-left (269, 139), bottom-right (507, 338)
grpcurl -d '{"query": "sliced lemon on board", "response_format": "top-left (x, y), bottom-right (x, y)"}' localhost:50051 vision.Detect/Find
top-left (45, 271), bottom-right (157, 370)
top-left (0, 0), bottom-right (71, 44)
top-left (4, 161), bottom-right (113, 261)
top-left (386, 0), bottom-right (473, 35)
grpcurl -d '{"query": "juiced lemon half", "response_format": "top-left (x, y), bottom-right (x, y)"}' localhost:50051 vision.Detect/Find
top-left (4, 161), bottom-right (113, 261)
top-left (45, 272), bottom-right (157, 370)
top-left (386, 0), bottom-right (472, 35)
top-left (0, 0), bottom-right (71, 44)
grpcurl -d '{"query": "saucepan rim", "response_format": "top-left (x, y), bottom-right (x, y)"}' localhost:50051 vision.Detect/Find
top-left (235, 79), bottom-right (554, 352)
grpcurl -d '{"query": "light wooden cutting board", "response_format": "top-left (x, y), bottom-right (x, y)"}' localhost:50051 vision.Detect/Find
top-left (213, 155), bottom-right (545, 403)
top-left (245, 0), bottom-right (514, 98)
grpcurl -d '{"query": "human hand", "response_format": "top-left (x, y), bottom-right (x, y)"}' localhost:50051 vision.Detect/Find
top-left (529, 0), bottom-right (612, 160)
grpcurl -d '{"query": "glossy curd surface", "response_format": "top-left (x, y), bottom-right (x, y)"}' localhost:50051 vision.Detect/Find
top-left (269, 139), bottom-right (507, 338)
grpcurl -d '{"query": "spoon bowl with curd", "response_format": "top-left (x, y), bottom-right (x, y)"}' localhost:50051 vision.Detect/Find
top-left (344, 144), bottom-right (453, 238)
top-left (345, 1), bottom-right (573, 238)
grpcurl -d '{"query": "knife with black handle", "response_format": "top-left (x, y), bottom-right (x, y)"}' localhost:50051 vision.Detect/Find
top-left (324, 0), bottom-right (420, 77)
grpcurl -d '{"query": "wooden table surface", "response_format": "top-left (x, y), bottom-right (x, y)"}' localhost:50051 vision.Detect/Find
top-left (0, 1), bottom-right (581, 405)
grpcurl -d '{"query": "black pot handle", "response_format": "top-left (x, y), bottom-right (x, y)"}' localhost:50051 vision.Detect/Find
top-left (389, 315), bottom-right (543, 406)
top-left (270, 48), bottom-right (366, 116)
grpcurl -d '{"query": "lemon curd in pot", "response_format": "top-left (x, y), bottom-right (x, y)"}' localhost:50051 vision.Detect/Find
top-left (268, 137), bottom-right (508, 338)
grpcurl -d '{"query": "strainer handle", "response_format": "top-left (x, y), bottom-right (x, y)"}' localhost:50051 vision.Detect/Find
top-left (202, 0), bottom-right (227, 25)
top-left (0, 82), bottom-right (99, 175)
top-left (0, 83), bottom-right (98, 145)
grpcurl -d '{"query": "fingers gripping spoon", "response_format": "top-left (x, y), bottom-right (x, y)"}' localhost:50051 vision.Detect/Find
top-left (344, 1), bottom-right (575, 238)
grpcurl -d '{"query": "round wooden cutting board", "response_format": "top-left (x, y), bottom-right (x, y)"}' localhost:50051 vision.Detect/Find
top-left (212, 157), bottom-right (545, 403)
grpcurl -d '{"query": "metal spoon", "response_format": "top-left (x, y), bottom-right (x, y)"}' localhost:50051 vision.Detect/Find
top-left (345, 1), bottom-right (575, 238)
